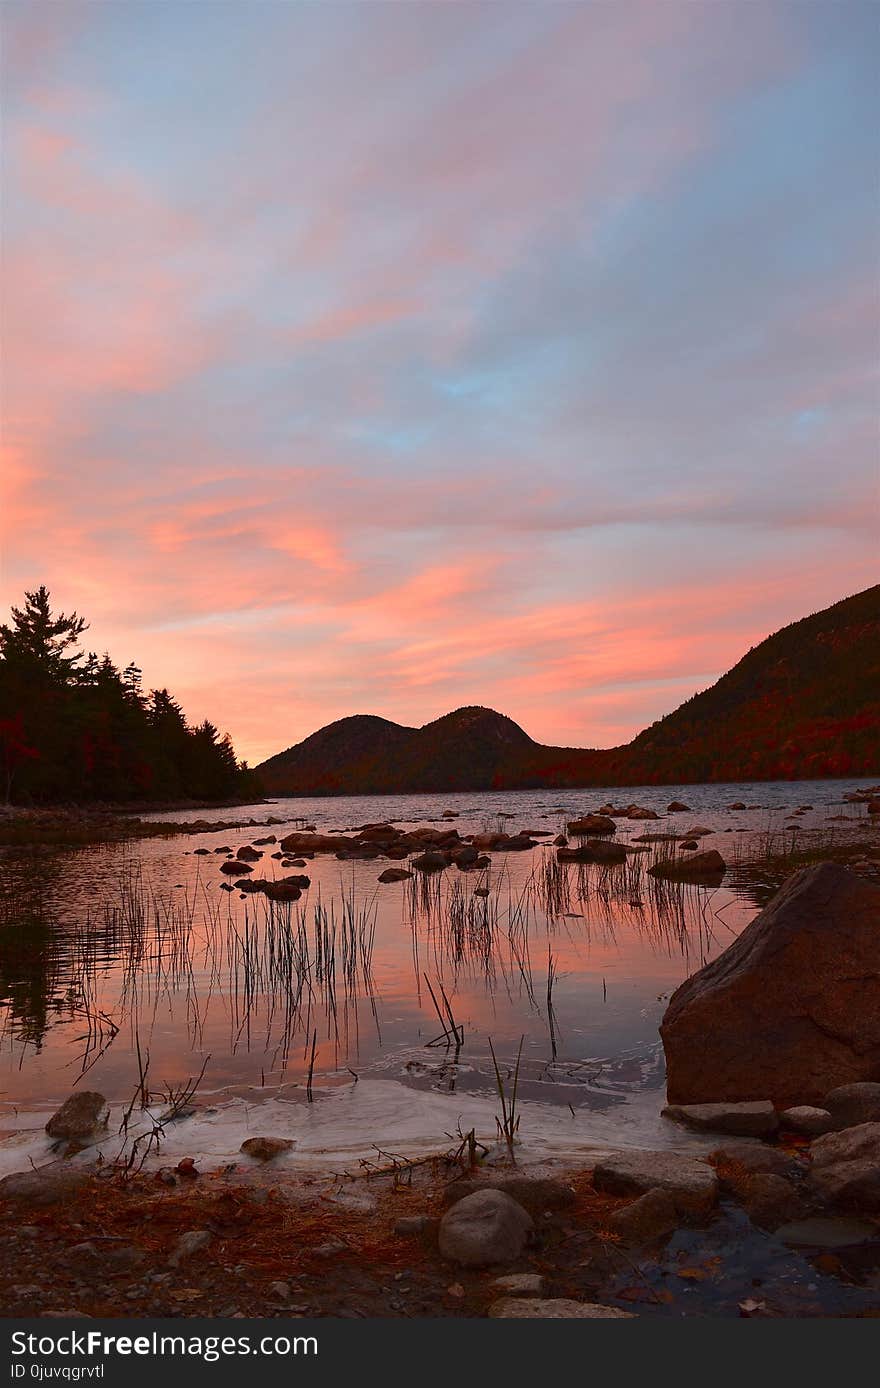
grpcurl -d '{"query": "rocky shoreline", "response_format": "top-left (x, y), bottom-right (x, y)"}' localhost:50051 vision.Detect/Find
top-left (2, 1102), bottom-right (880, 1319)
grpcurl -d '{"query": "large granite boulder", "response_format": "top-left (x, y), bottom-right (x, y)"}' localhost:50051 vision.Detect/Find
top-left (661, 864), bottom-right (880, 1105)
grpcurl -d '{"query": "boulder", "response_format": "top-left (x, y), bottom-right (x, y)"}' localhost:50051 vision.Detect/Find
top-left (667, 801), bottom-right (690, 813)
top-left (263, 881), bottom-right (303, 901)
top-left (221, 859), bottom-right (251, 874)
top-left (279, 832), bottom-right (353, 854)
top-left (557, 839), bottom-right (627, 865)
top-left (824, 1082), bottom-right (880, 1129)
top-left (236, 846), bottom-right (262, 862)
top-left (442, 1175), bottom-right (575, 1215)
top-left (452, 845), bottom-right (479, 867)
top-left (648, 850), bottom-right (726, 882)
top-left (567, 815), bottom-right (615, 836)
top-left (807, 1122), bottom-right (880, 1210)
top-left (709, 1141), bottom-right (796, 1178)
top-left (411, 850), bottom-right (449, 872)
top-left (606, 1188), bottom-right (678, 1245)
top-left (45, 1092), bottom-right (109, 1140)
top-left (240, 1137), bottom-right (295, 1161)
top-left (626, 807), bottom-right (659, 820)
top-left (662, 1101), bottom-right (778, 1138)
top-left (488, 1298), bottom-right (634, 1319)
top-left (661, 863), bottom-right (880, 1105)
top-left (378, 867), bottom-right (413, 883)
top-left (438, 1189), bottom-right (533, 1267)
top-left (470, 833), bottom-right (505, 850)
top-left (591, 1150), bottom-right (717, 1215)
top-left (780, 1106), bottom-right (835, 1137)
top-left (738, 1173), bottom-right (805, 1230)
top-left (0, 1167), bottom-right (91, 1207)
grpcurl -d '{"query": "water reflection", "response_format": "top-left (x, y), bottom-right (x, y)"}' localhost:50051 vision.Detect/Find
top-left (0, 780), bottom-right (874, 1109)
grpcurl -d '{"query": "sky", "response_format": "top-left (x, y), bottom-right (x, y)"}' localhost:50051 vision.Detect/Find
top-left (1, 0), bottom-right (878, 765)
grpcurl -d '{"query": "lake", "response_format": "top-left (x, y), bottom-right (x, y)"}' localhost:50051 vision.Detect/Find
top-left (0, 778), bottom-right (876, 1168)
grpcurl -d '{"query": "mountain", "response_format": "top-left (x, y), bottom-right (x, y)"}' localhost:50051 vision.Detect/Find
top-left (256, 585), bottom-right (880, 793)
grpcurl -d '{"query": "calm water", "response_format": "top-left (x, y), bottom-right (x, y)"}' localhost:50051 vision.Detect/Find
top-left (0, 780), bottom-right (876, 1123)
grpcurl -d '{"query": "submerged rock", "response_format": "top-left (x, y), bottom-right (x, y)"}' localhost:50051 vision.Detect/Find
top-left (776, 1216), bottom-right (880, 1249)
top-left (45, 1092), bottom-right (109, 1140)
top-left (661, 863), bottom-right (880, 1105)
top-left (438, 1189), bottom-right (533, 1267)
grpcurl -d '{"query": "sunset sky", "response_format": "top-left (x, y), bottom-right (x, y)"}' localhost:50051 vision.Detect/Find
top-left (2, 0), bottom-right (877, 765)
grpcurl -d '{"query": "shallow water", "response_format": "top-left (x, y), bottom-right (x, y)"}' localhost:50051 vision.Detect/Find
top-left (0, 779), bottom-right (876, 1155)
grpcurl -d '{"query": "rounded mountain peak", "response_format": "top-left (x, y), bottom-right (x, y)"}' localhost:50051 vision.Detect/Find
top-left (421, 705), bottom-right (534, 746)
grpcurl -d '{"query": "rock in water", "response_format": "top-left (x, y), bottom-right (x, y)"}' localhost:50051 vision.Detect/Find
top-left (566, 815), bottom-right (615, 836)
top-left (606, 1188), bottom-right (678, 1245)
top-left (648, 849), bottom-right (726, 882)
top-left (438, 1189), bottom-right (533, 1267)
top-left (240, 1137), bottom-right (295, 1161)
top-left (661, 863), bottom-right (880, 1105)
top-left (45, 1092), bottom-right (109, 1140)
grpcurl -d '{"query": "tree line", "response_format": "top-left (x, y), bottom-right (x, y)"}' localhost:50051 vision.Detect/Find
top-left (0, 587), bottom-right (261, 804)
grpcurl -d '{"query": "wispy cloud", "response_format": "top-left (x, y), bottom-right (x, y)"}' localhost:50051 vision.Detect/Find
top-left (1, 1), bottom-right (876, 762)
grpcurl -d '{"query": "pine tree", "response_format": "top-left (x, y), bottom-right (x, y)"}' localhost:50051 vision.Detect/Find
top-left (0, 586), bottom-right (87, 683)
